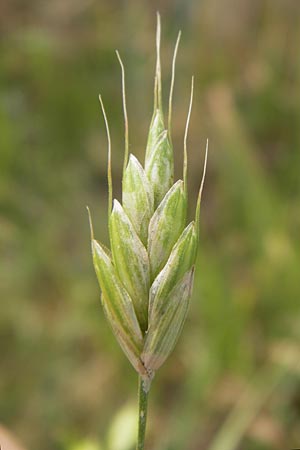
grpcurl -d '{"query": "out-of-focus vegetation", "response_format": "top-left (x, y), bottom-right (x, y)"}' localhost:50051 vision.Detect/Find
top-left (1, 1), bottom-right (300, 449)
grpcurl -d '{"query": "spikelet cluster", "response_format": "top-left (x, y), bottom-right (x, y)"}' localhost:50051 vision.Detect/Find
top-left (88, 14), bottom-right (207, 385)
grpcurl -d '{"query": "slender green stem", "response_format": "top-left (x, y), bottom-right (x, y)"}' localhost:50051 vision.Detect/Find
top-left (136, 375), bottom-right (151, 450)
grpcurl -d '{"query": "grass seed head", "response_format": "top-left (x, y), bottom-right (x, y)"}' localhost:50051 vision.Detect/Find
top-left (89, 13), bottom-right (207, 382)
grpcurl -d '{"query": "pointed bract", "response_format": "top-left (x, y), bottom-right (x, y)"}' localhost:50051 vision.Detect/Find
top-left (92, 239), bottom-right (144, 365)
top-left (149, 222), bottom-right (198, 320)
top-left (122, 154), bottom-right (154, 246)
top-left (145, 109), bottom-right (165, 162)
top-left (145, 129), bottom-right (174, 207)
top-left (109, 200), bottom-right (150, 332)
top-left (142, 268), bottom-right (194, 371)
top-left (148, 180), bottom-right (187, 280)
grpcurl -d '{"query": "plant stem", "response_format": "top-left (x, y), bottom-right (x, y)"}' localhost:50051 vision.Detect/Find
top-left (136, 375), bottom-right (151, 450)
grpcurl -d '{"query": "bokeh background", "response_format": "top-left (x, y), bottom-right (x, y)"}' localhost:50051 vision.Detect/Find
top-left (1, 0), bottom-right (300, 449)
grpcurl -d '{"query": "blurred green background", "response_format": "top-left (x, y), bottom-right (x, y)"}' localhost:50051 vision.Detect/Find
top-left (1, 0), bottom-right (300, 449)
